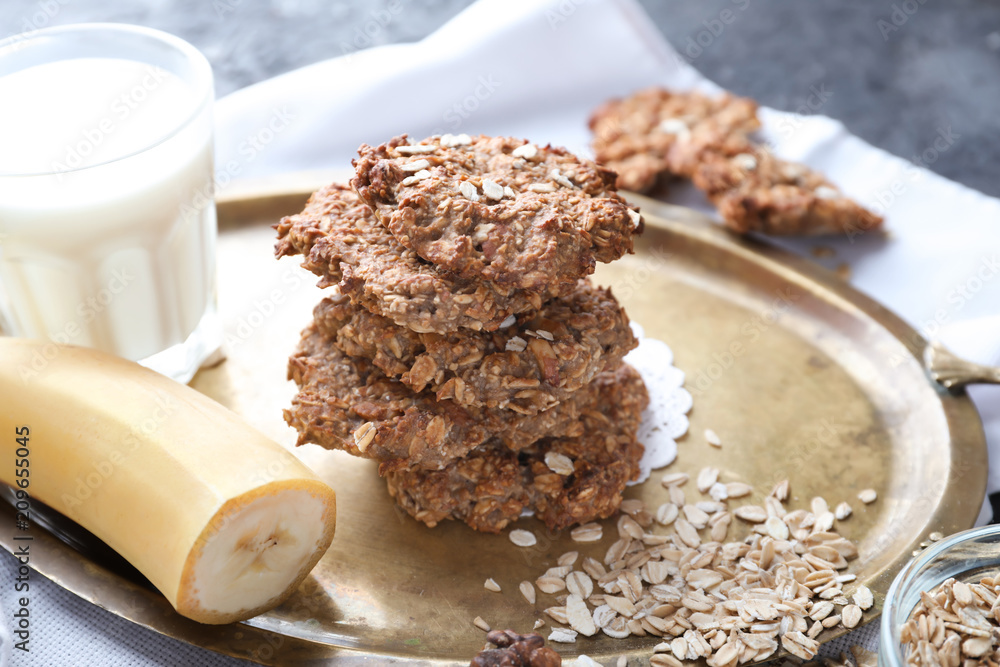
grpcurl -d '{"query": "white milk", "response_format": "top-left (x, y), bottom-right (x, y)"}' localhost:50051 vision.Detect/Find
top-left (0, 57), bottom-right (216, 362)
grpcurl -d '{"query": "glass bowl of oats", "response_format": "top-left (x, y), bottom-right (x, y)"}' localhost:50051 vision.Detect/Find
top-left (880, 524), bottom-right (1000, 667)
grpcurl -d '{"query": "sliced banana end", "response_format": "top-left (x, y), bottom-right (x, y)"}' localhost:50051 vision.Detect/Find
top-left (177, 481), bottom-right (336, 624)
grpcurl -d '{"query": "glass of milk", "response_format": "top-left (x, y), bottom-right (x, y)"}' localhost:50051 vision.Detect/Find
top-left (0, 24), bottom-right (221, 384)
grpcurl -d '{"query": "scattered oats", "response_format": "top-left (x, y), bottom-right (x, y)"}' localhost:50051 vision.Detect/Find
top-left (575, 656), bottom-right (601, 667)
top-left (814, 511), bottom-right (836, 532)
top-left (734, 505), bottom-right (768, 523)
top-left (504, 185), bottom-right (516, 198)
top-left (534, 619), bottom-right (544, 630)
top-left (811, 497), bottom-right (829, 516)
top-left (858, 489), bottom-right (877, 504)
top-left (545, 451), bottom-right (575, 476)
top-left (505, 336), bottom-right (528, 352)
top-left (550, 169), bottom-right (577, 189)
top-left (618, 514), bottom-right (644, 540)
top-left (683, 504), bottom-right (710, 529)
top-left (605, 595), bottom-right (637, 617)
top-left (566, 594), bottom-right (598, 636)
top-left (484, 578), bottom-right (501, 593)
top-left (498, 314), bottom-right (517, 328)
top-left (810, 600), bottom-right (835, 621)
top-left (650, 655), bottom-right (683, 667)
top-left (732, 153), bottom-right (758, 171)
top-left (835, 502), bottom-right (853, 520)
top-left (352, 422), bottom-right (376, 452)
top-left (536, 577), bottom-right (565, 595)
top-left (853, 584), bottom-right (874, 610)
top-left (509, 529), bottom-right (537, 547)
top-left (395, 144), bottom-right (437, 154)
top-left (725, 482), bottom-right (752, 498)
top-left (697, 467), bottom-right (719, 493)
top-left (674, 518), bottom-right (701, 548)
top-left (473, 616), bottom-right (490, 632)
top-left (592, 604), bottom-right (616, 629)
top-left (548, 628), bottom-right (578, 644)
top-left (765, 516), bottom-right (789, 540)
top-left (815, 185), bottom-right (840, 199)
top-left (536, 329), bottom-right (554, 341)
top-left (842, 604), bottom-right (862, 629)
top-left (704, 429), bottom-right (722, 447)
top-left (519, 472), bottom-right (871, 654)
top-left (567, 571), bottom-right (594, 599)
top-left (401, 158), bottom-right (431, 172)
top-left (527, 183), bottom-right (557, 193)
top-left (655, 503), bottom-right (679, 526)
top-left (710, 512), bottom-right (731, 542)
top-left (571, 523), bottom-right (603, 542)
top-left (617, 657), bottom-right (628, 667)
top-left (709, 482), bottom-right (729, 502)
top-left (401, 169), bottom-right (431, 186)
top-left (661, 472), bottom-right (689, 487)
top-left (781, 631), bottom-right (819, 661)
top-left (440, 133), bottom-right (472, 147)
top-left (512, 142), bottom-right (538, 159)
top-left (458, 180), bottom-right (480, 201)
top-left (696, 500), bottom-right (724, 514)
top-left (770, 479), bottom-right (790, 501)
top-left (929, 531), bottom-right (944, 541)
top-left (558, 551), bottom-right (579, 567)
top-left (822, 614), bottom-right (842, 628)
top-left (481, 178), bottom-right (505, 201)
top-left (519, 580), bottom-right (536, 604)
top-left (627, 208), bottom-right (642, 229)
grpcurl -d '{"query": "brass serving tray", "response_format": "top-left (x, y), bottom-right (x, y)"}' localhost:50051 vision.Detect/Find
top-left (0, 180), bottom-right (987, 665)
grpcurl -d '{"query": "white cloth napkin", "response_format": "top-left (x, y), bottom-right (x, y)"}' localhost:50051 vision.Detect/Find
top-left (4, 0), bottom-right (997, 665)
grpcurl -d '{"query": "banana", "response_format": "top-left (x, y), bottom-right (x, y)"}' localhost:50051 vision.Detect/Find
top-left (0, 338), bottom-right (336, 624)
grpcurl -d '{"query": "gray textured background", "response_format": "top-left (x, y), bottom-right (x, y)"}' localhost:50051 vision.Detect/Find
top-left (2, 0), bottom-right (999, 196)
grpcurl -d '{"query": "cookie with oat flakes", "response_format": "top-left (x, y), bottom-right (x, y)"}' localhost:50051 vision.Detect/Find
top-left (351, 134), bottom-right (641, 292)
top-left (285, 324), bottom-right (641, 474)
top-left (275, 183), bottom-right (556, 334)
top-left (590, 87), bottom-right (883, 236)
top-left (689, 142), bottom-right (884, 235)
top-left (311, 278), bottom-right (636, 415)
top-left (384, 363), bottom-right (647, 533)
top-left (589, 87), bottom-right (760, 193)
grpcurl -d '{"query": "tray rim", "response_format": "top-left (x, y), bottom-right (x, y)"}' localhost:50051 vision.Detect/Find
top-left (0, 178), bottom-right (987, 666)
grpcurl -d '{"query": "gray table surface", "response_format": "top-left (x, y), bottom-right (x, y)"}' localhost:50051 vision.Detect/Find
top-left (0, 1), bottom-right (997, 665)
top-left (3, 0), bottom-right (998, 197)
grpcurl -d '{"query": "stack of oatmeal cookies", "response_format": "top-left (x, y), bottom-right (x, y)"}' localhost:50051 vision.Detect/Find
top-left (275, 133), bottom-right (648, 533)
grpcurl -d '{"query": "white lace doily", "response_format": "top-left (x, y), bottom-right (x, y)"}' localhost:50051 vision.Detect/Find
top-left (623, 322), bottom-right (693, 484)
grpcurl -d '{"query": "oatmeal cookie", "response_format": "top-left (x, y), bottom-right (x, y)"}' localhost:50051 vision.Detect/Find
top-left (384, 363), bottom-right (647, 533)
top-left (275, 183), bottom-right (552, 334)
top-left (690, 143), bottom-right (884, 235)
top-left (590, 87), bottom-right (883, 235)
top-left (590, 87), bottom-right (760, 193)
top-left (285, 325), bottom-right (641, 473)
top-left (312, 279), bottom-right (636, 414)
top-left (351, 134), bottom-right (641, 292)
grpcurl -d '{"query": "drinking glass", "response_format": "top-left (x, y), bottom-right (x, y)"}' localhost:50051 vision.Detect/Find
top-left (0, 23), bottom-right (220, 383)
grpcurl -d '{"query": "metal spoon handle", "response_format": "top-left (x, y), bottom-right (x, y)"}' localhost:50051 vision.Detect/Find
top-left (925, 341), bottom-right (1000, 390)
